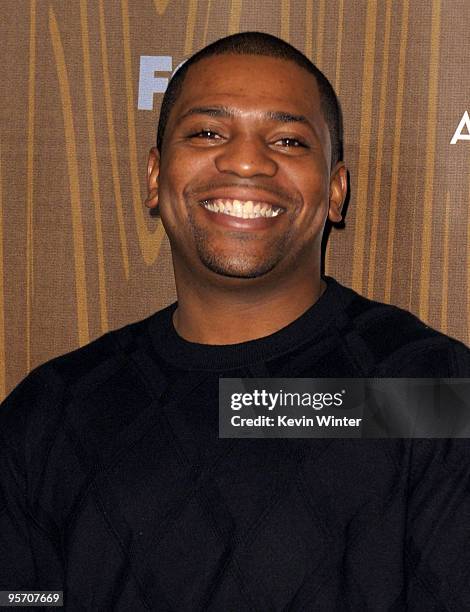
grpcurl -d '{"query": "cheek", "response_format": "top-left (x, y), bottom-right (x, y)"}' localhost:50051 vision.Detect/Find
top-left (158, 153), bottom-right (188, 212)
top-left (160, 150), bottom-right (185, 194)
top-left (298, 174), bottom-right (329, 216)
top-left (160, 149), bottom-right (212, 203)
top-left (288, 159), bottom-right (329, 197)
top-left (157, 151), bottom-right (211, 239)
top-left (293, 174), bottom-right (331, 239)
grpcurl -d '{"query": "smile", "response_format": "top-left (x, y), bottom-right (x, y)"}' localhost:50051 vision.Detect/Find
top-left (200, 199), bottom-right (284, 219)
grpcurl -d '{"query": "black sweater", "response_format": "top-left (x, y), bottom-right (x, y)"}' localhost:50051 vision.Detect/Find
top-left (1, 277), bottom-right (470, 611)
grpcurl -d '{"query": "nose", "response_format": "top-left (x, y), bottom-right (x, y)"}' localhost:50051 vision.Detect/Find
top-left (214, 134), bottom-right (278, 178)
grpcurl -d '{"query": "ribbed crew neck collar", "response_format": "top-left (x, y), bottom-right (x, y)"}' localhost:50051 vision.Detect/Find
top-left (149, 276), bottom-right (354, 371)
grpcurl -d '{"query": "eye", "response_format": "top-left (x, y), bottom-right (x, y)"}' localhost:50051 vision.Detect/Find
top-left (274, 137), bottom-right (307, 148)
top-left (188, 129), bottom-right (222, 140)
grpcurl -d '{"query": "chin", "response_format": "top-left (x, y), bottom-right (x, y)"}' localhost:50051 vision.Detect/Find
top-left (199, 253), bottom-right (279, 279)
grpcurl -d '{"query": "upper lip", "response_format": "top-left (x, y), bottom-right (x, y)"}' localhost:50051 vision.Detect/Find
top-left (198, 189), bottom-right (286, 209)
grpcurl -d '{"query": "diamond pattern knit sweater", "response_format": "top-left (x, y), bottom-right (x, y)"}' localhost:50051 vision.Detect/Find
top-left (1, 277), bottom-right (470, 611)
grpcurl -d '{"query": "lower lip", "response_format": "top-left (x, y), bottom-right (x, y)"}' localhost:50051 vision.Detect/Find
top-left (199, 204), bottom-right (284, 230)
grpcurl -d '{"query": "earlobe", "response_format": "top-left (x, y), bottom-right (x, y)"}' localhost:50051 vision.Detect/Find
top-left (145, 147), bottom-right (160, 210)
top-left (328, 163), bottom-right (347, 223)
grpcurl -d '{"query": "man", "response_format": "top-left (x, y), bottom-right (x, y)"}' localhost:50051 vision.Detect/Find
top-left (1, 32), bottom-right (470, 611)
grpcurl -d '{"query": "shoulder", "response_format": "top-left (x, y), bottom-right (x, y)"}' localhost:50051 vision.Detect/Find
top-left (0, 307), bottom-right (176, 525)
top-left (2, 310), bottom-right (153, 405)
top-left (328, 278), bottom-right (470, 376)
top-left (0, 307), bottom-right (174, 464)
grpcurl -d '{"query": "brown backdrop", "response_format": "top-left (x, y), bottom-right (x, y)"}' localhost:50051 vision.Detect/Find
top-left (1, 0), bottom-right (469, 400)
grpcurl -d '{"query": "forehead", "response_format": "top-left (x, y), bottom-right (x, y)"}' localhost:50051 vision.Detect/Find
top-left (173, 54), bottom-right (326, 129)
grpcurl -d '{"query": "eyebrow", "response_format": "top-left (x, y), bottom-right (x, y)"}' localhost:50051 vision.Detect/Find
top-left (177, 105), bottom-right (314, 131)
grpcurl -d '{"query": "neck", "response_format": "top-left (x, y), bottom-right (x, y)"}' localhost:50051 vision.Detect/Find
top-left (171, 269), bottom-right (325, 345)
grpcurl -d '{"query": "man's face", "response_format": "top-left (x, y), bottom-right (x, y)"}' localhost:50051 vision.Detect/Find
top-left (149, 54), bottom-right (345, 282)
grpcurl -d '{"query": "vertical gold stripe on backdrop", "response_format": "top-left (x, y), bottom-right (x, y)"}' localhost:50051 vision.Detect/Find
top-left (281, 0), bottom-right (290, 41)
top-left (351, 0), bottom-right (377, 293)
top-left (0, 144), bottom-right (5, 399)
top-left (153, 0), bottom-right (171, 15)
top-left (228, 0), bottom-right (242, 35)
top-left (185, 0), bottom-right (198, 53)
top-left (418, 0), bottom-right (441, 321)
top-left (334, 0), bottom-right (344, 91)
top-left (26, 0), bottom-right (36, 371)
top-left (384, 0), bottom-right (409, 302)
top-left (440, 191), bottom-right (450, 333)
top-left (203, 0), bottom-right (212, 45)
top-left (80, 0), bottom-right (109, 333)
top-left (49, 8), bottom-right (90, 346)
top-left (305, 0), bottom-right (313, 59)
top-left (315, 0), bottom-right (325, 66)
top-left (407, 109), bottom-right (421, 309)
top-left (468, 171), bottom-right (470, 345)
top-left (367, 0), bottom-right (392, 297)
top-left (121, 0), bottom-right (165, 265)
top-left (98, 1), bottom-right (130, 279)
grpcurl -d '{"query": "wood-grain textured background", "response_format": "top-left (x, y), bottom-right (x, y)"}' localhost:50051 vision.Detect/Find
top-left (1, 0), bottom-right (469, 399)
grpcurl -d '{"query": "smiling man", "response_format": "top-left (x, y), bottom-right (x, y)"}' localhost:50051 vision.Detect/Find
top-left (1, 32), bottom-right (470, 611)
top-left (146, 46), bottom-right (346, 345)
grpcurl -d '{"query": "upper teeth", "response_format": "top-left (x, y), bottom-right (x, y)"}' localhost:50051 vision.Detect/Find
top-left (201, 199), bottom-right (283, 218)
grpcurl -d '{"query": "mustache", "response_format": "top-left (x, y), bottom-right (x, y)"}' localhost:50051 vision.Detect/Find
top-left (184, 181), bottom-right (299, 206)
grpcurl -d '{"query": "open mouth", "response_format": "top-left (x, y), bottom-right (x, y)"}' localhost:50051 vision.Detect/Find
top-left (200, 198), bottom-right (284, 219)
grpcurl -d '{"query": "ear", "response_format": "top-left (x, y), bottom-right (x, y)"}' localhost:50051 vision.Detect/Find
top-left (328, 163), bottom-right (348, 223)
top-left (145, 147), bottom-right (160, 210)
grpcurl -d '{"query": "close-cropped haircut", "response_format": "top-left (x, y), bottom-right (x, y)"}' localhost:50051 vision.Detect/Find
top-left (156, 31), bottom-right (343, 168)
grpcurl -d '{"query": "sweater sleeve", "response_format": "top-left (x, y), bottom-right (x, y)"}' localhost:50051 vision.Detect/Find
top-left (0, 368), bottom-right (64, 590)
top-left (373, 336), bottom-right (470, 377)
top-left (405, 438), bottom-right (470, 610)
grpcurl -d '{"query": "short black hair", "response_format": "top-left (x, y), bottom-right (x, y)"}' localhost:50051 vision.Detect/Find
top-left (156, 31), bottom-right (343, 168)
